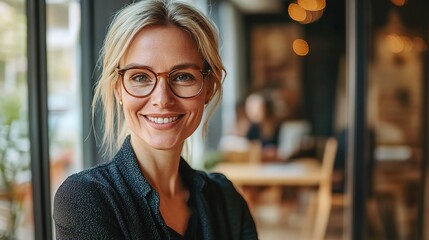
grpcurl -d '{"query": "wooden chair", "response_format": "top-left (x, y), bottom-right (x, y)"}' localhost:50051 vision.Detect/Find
top-left (218, 135), bottom-right (262, 163)
top-left (298, 137), bottom-right (338, 240)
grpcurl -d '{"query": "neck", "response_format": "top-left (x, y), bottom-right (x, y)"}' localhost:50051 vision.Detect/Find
top-left (130, 136), bottom-right (184, 198)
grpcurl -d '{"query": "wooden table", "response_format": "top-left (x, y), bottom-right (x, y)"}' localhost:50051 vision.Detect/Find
top-left (214, 137), bottom-right (338, 240)
top-left (211, 158), bottom-right (336, 240)
top-left (211, 158), bottom-right (323, 187)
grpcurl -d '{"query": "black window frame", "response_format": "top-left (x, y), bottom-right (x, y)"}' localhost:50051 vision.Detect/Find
top-left (27, 0), bottom-right (52, 239)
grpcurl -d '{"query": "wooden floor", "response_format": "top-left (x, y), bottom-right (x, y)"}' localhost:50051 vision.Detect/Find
top-left (253, 203), bottom-right (346, 240)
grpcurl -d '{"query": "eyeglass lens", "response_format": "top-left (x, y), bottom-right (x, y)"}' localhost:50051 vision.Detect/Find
top-left (122, 68), bottom-right (205, 98)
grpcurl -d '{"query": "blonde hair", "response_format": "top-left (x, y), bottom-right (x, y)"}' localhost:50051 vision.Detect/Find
top-left (92, 0), bottom-right (225, 158)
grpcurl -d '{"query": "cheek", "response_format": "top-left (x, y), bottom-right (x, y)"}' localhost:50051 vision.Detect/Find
top-left (122, 96), bottom-right (147, 118)
top-left (187, 99), bottom-right (206, 124)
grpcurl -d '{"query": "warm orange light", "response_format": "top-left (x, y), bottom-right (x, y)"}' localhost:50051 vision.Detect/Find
top-left (293, 39), bottom-right (309, 56)
top-left (297, 0), bottom-right (326, 11)
top-left (402, 36), bottom-right (413, 52)
top-left (413, 37), bottom-right (427, 52)
top-left (288, 3), bottom-right (306, 22)
top-left (299, 9), bottom-right (324, 24)
top-left (299, 10), bottom-right (313, 24)
top-left (386, 34), bottom-right (404, 53)
top-left (390, 0), bottom-right (407, 6)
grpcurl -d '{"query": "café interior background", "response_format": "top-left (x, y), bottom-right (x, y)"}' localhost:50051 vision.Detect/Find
top-left (1, 0), bottom-right (429, 239)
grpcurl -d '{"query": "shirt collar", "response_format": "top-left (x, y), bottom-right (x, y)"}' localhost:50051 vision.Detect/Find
top-left (179, 156), bottom-right (207, 192)
top-left (114, 136), bottom-right (207, 199)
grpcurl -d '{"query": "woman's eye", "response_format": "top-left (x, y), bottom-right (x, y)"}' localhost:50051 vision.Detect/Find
top-left (173, 73), bottom-right (194, 82)
top-left (130, 74), bottom-right (152, 83)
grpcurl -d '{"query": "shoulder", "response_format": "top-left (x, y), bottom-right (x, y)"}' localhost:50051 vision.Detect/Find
top-left (205, 172), bottom-right (234, 189)
top-left (53, 161), bottom-right (119, 217)
top-left (202, 172), bottom-right (243, 203)
top-left (56, 161), bottom-right (117, 194)
top-left (53, 162), bottom-right (126, 239)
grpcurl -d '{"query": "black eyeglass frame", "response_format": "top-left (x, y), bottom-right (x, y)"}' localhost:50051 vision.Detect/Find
top-left (115, 66), bottom-right (211, 99)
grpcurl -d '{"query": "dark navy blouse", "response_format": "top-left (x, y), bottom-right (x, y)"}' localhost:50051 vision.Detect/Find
top-left (53, 136), bottom-right (258, 240)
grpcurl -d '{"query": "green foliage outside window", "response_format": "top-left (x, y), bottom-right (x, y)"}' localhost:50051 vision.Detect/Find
top-left (0, 0), bottom-right (29, 239)
top-left (0, 93), bottom-right (30, 239)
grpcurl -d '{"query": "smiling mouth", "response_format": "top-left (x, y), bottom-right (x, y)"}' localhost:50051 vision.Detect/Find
top-left (146, 115), bottom-right (182, 124)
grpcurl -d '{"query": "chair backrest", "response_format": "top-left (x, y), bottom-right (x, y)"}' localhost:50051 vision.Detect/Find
top-left (311, 136), bottom-right (338, 240)
top-left (320, 137), bottom-right (338, 182)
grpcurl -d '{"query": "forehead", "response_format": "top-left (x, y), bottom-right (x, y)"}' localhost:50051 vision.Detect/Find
top-left (246, 94), bottom-right (264, 107)
top-left (121, 25), bottom-right (203, 69)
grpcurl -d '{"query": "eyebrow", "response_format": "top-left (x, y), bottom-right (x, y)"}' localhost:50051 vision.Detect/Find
top-left (120, 62), bottom-right (204, 71)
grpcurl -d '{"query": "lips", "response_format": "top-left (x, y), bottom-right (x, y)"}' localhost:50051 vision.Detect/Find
top-left (145, 115), bottom-right (182, 124)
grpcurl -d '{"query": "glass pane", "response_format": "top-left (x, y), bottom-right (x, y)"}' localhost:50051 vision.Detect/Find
top-left (46, 0), bottom-right (82, 236)
top-left (0, 0), bottom-right (34, 239)
top-left (209, 1), bottom-right (348, 239)
top-left (365, 1), bottom-right (427, 239)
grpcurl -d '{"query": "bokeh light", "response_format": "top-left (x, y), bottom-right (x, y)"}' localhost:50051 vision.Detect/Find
top-left (297, 0), bottom-right (326, 11)
top-left (288, 3), bottom-right (307, 22)
top-left (299, 9), bottom-right (324, 24)
top-left (413, 37), bottom-right (428, 52)
top-left (390, 0), bottom-right (407, 7)
top-left (293, 39), bottom-right (309, 56)
top-left (386, 34), bottom-right (404, 53)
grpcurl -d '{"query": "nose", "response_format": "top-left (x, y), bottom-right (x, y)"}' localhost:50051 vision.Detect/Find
top-left (150, 76), bottom-right (175, 108)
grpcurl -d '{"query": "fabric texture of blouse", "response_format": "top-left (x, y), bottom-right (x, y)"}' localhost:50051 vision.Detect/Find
top-left (53, 136), bottom-right (258, 240)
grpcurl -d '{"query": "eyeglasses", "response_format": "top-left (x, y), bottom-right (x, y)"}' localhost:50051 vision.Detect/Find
top-left (116, 66), bottom-right (211, 98)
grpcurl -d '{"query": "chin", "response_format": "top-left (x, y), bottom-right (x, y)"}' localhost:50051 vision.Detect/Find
top-left (147, 138), bottom-right (182, 150)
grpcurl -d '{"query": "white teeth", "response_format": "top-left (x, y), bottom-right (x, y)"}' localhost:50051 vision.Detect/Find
top-left (147, 116), bottom-right (179, 124)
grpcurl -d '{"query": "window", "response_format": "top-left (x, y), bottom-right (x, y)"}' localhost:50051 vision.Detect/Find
top-left (46, 0), bottom-right (82, 238)
top-left (0, 0), bottom-right (33, 239)
top-left (0, 0), bottom-right (82, 239)
top-left (46, 0), bottom-right (82, 196)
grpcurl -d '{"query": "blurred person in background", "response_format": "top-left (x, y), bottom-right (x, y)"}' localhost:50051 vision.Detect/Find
top-left (53, 1), bottom-right (257, 239)
top-left (244, 91), bottom-right (282, 162)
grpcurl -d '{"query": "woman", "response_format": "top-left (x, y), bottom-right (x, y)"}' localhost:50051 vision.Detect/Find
top-left (53, 1), bottom-right (257, 239)
top-left (244, 91), bottom-right (281, 162)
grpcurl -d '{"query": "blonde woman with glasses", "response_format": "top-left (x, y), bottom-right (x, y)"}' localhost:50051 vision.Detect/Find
top-left (53, 0), bottom-right (257, 239)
